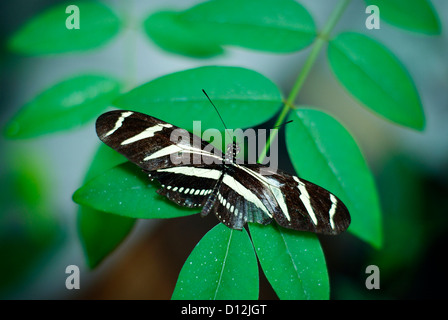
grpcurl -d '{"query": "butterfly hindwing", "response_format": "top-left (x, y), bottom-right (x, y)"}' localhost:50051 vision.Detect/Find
top-left (150, 165), bottom-right (221, 209)
top-left (205, 165), bottom-right (276, 230)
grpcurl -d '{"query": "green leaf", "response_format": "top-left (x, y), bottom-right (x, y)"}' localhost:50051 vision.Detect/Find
top-left (179, 0), bottom-right (316, 52)
top-left (77, 144), bottom-right (135, 269)
top-left (286, 109), bottom-right (382, 248)
top-left (368, 156), bottom-right (429, 278)
top-left (1, 149), bottom-right (62, 295)
top-left (249, 223), bottom-right (329, 300)
top-left (73, 162), bottom-right (197, 219)
top-left (365, 0), bottom-right (441, 34)
top-left (4, 74), bottom-right (121, 139)
top-left (172, 223), bottom-right (258, 300)
top-left (328, 32), bottom-right (424, 130)
top-left (143, 11), bottom-right (223, 58)
top-left (8, 1), bottom-right (121, 55)
top-left (114, 66), bottom-right (283, 131)
top-left (78, 207), bottom-right (135, 269)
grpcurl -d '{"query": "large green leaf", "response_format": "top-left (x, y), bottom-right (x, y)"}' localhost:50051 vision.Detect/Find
top-left (143, 11), bottom-right (223, 58)
top-left (328, 32), bottom-right (424, 130)
top-left (9, 1), bottom-right (121, 55)
top-left (178, 0), bottom-right (316, 52)
top-left (113, 66), bottom-right (283, 131)
top-left (172, 223), bottom-right (258, 300)
top-left (4, 74), bottom-right (121, 139)
top-left (249, 223), bottom-right (329, 300)
top-left (286, 109), bottom-right (382, 248)
top-left (77, 144), bottom-right (135, 269)
top-left (364, 0), bottom-right (440, 34)
top-left (73, 162), bottom-right (197, 219)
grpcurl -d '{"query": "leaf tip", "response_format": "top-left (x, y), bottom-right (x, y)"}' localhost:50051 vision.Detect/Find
top-left (414, 114), bottom-right (426, 132)
top-left (72, 187), bottom-right (85, 205)
top-left (404, 106), bottom-right (425, 131)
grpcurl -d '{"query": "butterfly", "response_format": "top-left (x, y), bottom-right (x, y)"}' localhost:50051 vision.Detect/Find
top-left (95, 110), bottom-right (351, 235)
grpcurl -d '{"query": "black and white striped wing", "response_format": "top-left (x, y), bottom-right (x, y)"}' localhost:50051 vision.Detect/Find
top-left (238, 165), bottom-right (351, 235)
top-left (200, 164), bottom-right (279, 230)
top-left (96, 110), bottom-right (222, 172)
top-left (96, 110), bottom-right (225, 211)
top-left (149, 165), bottom-right (220, 209)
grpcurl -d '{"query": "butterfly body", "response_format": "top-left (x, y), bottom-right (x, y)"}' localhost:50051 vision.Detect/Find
top-left (96, 110), bottom-right (351, 235)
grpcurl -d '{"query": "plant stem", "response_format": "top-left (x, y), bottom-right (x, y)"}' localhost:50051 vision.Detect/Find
top-left (257, 0), bottom-right (351, 163)
top-left (124, 0), bottom-right (137, 90)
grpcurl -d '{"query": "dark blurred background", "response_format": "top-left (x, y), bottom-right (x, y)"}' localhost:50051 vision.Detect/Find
top-left (0, 0), bottom-right (447, 299)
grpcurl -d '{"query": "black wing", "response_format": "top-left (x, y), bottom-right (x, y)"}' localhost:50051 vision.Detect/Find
top-left (96, 110), bottom-right (223, 171)
top-left (236, 164), bottom-right (351, 235)
top-left (96, 110), bottom-right (225, 209)
top-left (184, 162), bottom-right (350, 235)
top-left (149, 164), bottom-right (221, 209)
top-left (200, 164), bottom-right (277, 230)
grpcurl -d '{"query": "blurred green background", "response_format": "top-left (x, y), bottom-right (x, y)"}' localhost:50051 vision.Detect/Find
top-left (0, 0), bottom-right (447, 299)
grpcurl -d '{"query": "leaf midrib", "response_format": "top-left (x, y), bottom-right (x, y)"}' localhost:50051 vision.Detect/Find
top-left (182, 17), bottom-right (315, 36)
top-left (132, 97), bottom-right (282, 104)
top-left (277, 226), bottom-right (309, 300)
top-left (213, 228), bottom-right (233, 299)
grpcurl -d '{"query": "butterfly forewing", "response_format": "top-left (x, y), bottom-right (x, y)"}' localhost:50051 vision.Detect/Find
top-left (96, 110), bottom-right (223, 171)
top-left (243, 165), bottom-right (351, 235)
top-left (96, 110), bottom-right (351, 235)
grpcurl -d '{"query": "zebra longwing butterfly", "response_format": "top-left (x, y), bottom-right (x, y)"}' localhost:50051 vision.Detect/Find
top-left (96, 110), bottom-right (351, 235)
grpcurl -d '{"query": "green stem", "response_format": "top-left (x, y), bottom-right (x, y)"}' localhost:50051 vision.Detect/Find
top-left (257, 0), bottom-right (351, 163)
top-left (123, 0), bottom-right (137, 90)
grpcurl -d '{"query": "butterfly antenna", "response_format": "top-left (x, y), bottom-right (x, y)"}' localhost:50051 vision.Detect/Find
top-left (202, 89), bottom-right (228, 130)
top-left (273, 119), bottom-right (293, 129)
top-left (202, 89), bottom-right (233, 141)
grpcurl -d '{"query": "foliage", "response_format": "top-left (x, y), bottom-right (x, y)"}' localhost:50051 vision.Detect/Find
top-left (4, 0), bottom-right (440, 299)
top-left (0, 150), bottom-right (63, 297)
